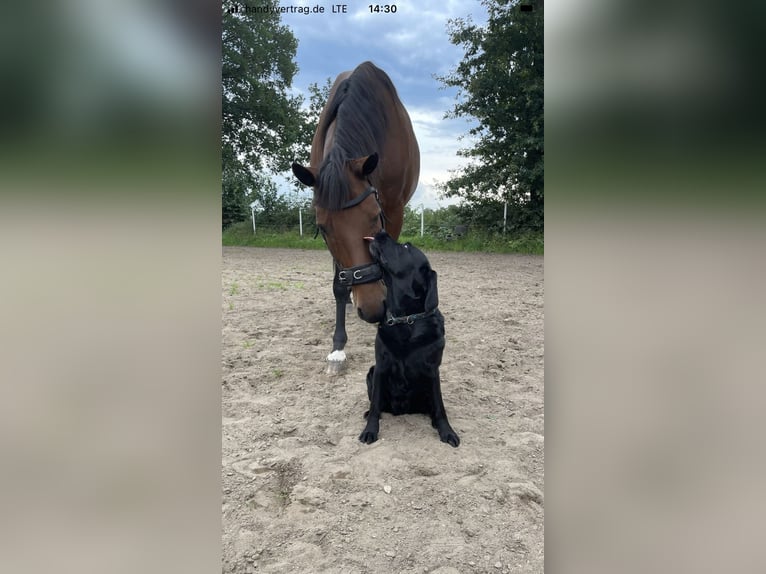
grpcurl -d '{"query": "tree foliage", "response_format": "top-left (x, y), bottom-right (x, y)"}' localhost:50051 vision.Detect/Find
top-left (286, 77), bottom-right (333, 201)
top-left (438, 0), bottom-right (543, 232)
top-left (296, 78), bottom-right (334, 165)
top-left (222, 162), bottom-right (250, 229)
top-left (222, 1), bottom-right (305, 227)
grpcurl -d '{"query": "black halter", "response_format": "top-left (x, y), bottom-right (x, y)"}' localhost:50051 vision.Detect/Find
top-left (341, 184), bottom-right (387, 230)
top-left (330, 184), bottom-right (387, 287)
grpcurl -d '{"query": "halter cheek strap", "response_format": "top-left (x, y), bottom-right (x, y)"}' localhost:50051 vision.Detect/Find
top-left (314, 185), bottom-right (386, 239)
top-left (328, 184), bottom-right (387, 286)
top-left (341, 185), bottom-right (378, 210)
top-left (343, 184), bottom-right (386, 230)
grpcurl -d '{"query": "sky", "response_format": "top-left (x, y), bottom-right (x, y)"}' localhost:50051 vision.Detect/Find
top-left (274, 0), bottom-right (488, 210)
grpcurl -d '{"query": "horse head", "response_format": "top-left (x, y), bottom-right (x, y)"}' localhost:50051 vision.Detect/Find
top-left (292, 153), bottom-right (387, 324)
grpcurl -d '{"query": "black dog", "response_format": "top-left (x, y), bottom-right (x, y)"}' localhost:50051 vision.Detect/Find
top-left (358, 231), bottom-right (460, 447)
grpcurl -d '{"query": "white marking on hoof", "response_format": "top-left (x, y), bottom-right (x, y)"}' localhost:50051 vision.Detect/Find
top-left (326, 350), bottom-right (346, 362)
top-left (325, 351), bottom-right (347, 375)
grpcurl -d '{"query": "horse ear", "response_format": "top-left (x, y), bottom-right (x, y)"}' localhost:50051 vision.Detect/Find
top-left (292, 162), bottom-right (317, 187)
top-left (362, 153), bottom-right (379, 176)
top-left (349, 153), bottom-right (379, 178)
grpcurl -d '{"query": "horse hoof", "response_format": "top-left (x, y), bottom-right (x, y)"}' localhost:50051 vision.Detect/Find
top-left (325, 360), bottom-right (346, 375)
top-left (325, 350), bottom-right (347, 375)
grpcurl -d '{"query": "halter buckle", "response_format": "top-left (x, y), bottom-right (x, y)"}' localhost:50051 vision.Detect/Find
top-left (337, 263), bottom-right (382, 286)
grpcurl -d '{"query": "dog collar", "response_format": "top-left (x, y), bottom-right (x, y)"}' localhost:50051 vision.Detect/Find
top-left (383, 308), bottom-right (437, 326)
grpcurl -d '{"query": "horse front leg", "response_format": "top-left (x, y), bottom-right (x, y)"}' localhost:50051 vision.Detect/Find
top-left (326, 266), bottom-right (351, 374)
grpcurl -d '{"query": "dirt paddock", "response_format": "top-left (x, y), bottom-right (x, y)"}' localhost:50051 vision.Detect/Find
top-left (222, 246), bottom-right (544, 573)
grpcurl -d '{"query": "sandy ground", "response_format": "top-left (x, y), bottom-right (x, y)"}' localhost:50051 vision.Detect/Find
top-left (222, 246), bottom-right (544, 574)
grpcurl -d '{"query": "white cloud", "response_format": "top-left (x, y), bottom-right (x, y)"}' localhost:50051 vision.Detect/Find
top-left (406, 105), bottom-right (479, 208)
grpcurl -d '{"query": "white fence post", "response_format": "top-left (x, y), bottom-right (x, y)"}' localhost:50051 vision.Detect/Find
top-left (250, 200), bottom-right (263, 235)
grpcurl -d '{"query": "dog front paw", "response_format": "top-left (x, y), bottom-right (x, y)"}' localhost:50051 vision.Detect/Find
top-left (359, 427), bottom-right (379, 444)
top-left (359, 418), bottom-right (380, 444)
top-left (441, 431), bottom-right (460, 448)
top-left (436, 422), bottom-right (460, 448)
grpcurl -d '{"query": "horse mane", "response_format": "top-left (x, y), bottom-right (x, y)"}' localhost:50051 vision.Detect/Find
top-left (314, 62), bottom-right (398, 210)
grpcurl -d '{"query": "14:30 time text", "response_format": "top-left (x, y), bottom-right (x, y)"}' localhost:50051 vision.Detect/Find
top-left (368, 4), bottom-right (397, 13)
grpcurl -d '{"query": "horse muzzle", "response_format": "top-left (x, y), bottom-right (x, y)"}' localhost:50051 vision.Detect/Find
top-left (353, 282), bottom-right (386, 323)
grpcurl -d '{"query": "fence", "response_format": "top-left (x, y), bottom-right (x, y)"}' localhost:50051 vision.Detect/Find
top-left (246, 204), bottom-right (527, 239)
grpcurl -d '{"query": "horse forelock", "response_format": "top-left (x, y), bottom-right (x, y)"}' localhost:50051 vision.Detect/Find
top-left (314, 62), bottom-right (396, 212)
top-left (314, 148), bottom-right (349, 211)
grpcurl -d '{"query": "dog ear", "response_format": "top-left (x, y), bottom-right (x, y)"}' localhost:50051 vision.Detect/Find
top-left (425, 270), bottom-right (439, 312)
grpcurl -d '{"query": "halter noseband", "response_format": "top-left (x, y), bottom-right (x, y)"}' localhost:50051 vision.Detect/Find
top-left (331, 184), bottom-right (387, 287)
top-left (336, 262), bottom-right (382, 286)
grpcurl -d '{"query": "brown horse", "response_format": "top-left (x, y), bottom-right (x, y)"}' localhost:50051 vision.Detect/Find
top-left (292, 61), bottom-right (420, 373)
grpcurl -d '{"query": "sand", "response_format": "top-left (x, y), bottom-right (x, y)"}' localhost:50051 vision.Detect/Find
top-left (222, 246), bottom-right (543, 573)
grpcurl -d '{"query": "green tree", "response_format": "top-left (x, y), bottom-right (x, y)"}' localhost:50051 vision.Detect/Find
top-left (299, 78), bottom-right (334, 161)
top-left (222, 1), bottom-right (305, 227)
top-left (288, 78), bottom-right (333, 233)
top-left (222, 158), bottom-right (250, 229)
top-left (438, 0), bottom-right (543, 232)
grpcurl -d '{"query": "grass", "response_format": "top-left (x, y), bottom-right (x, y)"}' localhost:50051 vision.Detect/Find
top-left (223, 222), bottom-right (326, 250)
top-left (223, 221), bottom-right (543, 255)
top-left (398, 232), bottom-right (543, 255)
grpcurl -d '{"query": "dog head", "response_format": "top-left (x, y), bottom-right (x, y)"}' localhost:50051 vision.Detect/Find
top-left (366, 231), bottom-right (438, 316)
